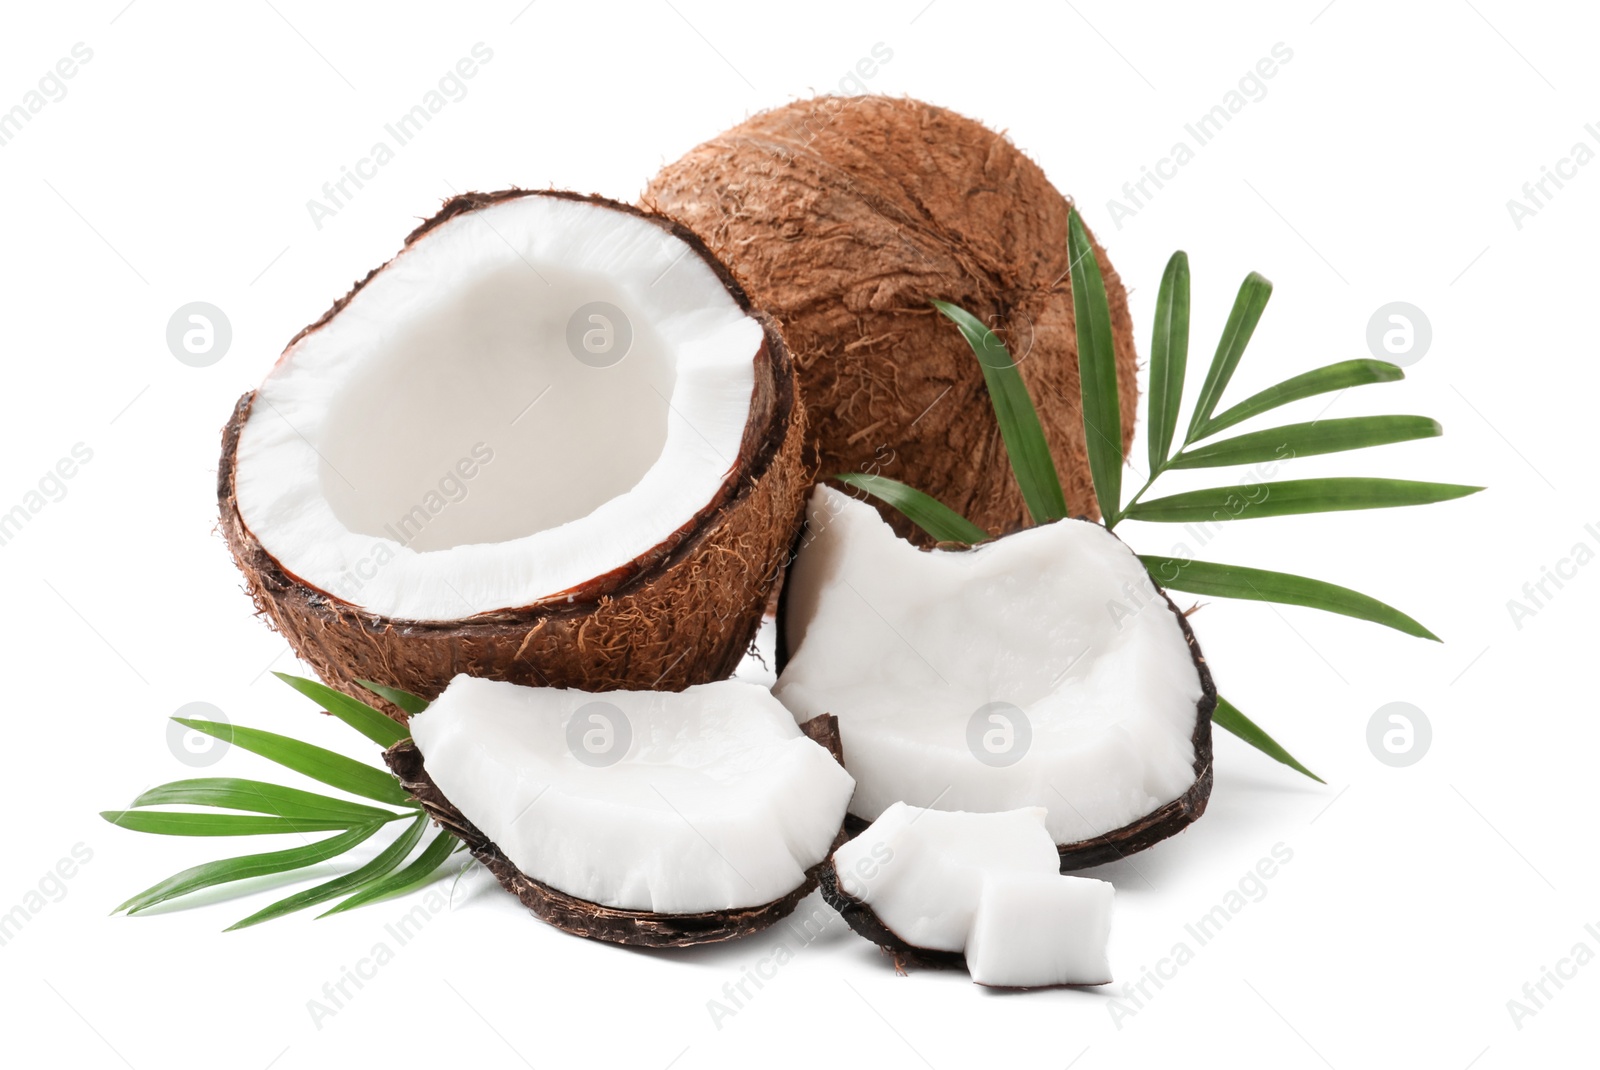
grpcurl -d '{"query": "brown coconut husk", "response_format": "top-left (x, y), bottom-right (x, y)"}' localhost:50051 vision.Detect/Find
top-left (384, 714), bottom-right (848, 947)
top-left (644, 96), bottom-right (1139, 543)
top-left (218, 190), bottom-right (809, 717)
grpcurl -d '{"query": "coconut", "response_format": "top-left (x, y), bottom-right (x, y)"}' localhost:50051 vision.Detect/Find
top-left (388, 675), bottom-right (856, 947)
top-left (643, 95), bottom-right (1138, 541)
top-left (219, 189), bottom-right (807, 713)
top-left (775, 487), bottom-right (1215, 868)
top-left (821, 803), bottom-right (1114, 986)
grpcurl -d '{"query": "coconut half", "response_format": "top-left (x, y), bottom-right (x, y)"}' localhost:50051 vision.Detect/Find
top-left (821, 803), bottom-right (1114, 987)
top-left (388, 674), bottom-right (856, 946)
top-left (220, 189), bottom-right (807, 709)
top-left (775, 487), bottom-right (1215, 868)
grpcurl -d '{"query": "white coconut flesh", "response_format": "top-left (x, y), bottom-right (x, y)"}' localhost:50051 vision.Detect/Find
top-left (834, 803), bottom-right (1113, 986)
top-left (232, 194), bottom-right (762, 621)
top-left (409, 674), bottom-right (856, 914)
top-left (776, 486), bottom-right (1204, 846)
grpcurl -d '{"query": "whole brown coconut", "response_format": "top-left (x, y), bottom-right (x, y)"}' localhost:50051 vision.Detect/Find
top-left (644, 96), bottom-right (1139, 540)
top-left (219, 190), bottom-right (808, 716)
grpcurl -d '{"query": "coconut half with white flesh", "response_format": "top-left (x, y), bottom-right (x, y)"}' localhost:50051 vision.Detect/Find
top-left (386, 674), bottom-right (856, 946)
top-left (775, 486), bottom-right (1215, 868)
top-left (220, 189), bottom-right (807, 711)
top-left (821, 802), bottom-right (1114, 987)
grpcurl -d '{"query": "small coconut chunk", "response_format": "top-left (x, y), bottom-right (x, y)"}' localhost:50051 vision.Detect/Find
top-left (828, 803), bottom-right (1113, 983)
top-left (832, 802), bottom-right (1059, 952)
top-left (410, 675), bottom-right (855, 914)
top-left (966, 872), bottom-right (1113, 987)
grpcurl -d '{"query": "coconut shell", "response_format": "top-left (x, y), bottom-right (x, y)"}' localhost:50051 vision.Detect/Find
top-left (219, 190), bottom-right (809, 716)
top-left (1055, 590), bottom-right (1214, 870)
top-left (815, 858), bottom-right (965, 973)
top-left (643, 96), bottom-right (1139, 542)
top-left (384, 715), bottom-right (848, 947)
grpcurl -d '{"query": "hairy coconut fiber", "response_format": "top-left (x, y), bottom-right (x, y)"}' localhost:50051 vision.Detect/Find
top-left (644, 96), bottom-right (1139, 541)
top-left (219, 190), bottom-right (809, 717)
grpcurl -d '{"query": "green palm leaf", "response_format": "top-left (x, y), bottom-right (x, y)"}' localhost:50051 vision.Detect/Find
top-left (358, 680), bottom-right (431, 716)
top-left (1202, 358), bottom-right (1404, 437)
top-left (1168, 416), bottom-right (1442, 469)
top-left (1123, 477), bottom-right (1482, 523)
top-left (275, 672), bottom-right (408, 747)
top-left (1066, 209), bottom-right (1124, 520)
top-left (115, 824), bottom-right (385, 915)
top-left (932, 300), bottom-right (1067, 525)
top-left (1147, 251), bottom-right (1191, 472)
top-left (1186, 272), bottom-right (1272, 440)
top-left (99, 811), bottom-right (395, 836)
top-left (172, 718), bottom-right (413, 807)
top-left (1212, 696), bottom-right (1323, 783)
top-left (1141, 555), bottom-right (1438, 640)
top-left (319, 829), bottom-right (461, 916)
top-left (127, 778), bottom-right (401, 824)
top-left (226, 814), bottom-right (430, 930)
top-left (834, 472), bottom-right (990, 544)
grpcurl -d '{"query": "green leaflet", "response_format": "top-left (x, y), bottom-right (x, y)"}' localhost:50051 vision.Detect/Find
top-left (1147, 251), bottom-right (1191, 472)
top-left (172, 718), bottom-right (414, 807)
top-left (1212, 696), bottom-right (1323, 783)
top-left (357, 680), bottom-right (431, 716)
top-left (115, 825), bottom-right (385, 915)
top-left (1168, 415), bottom-right (1442, 469)
top-left (1123, 477), bottom-right (1482, 523)
top-left (226, 814), bottom-right (430, 930)
top-left (1066, 209), bottom-right (1124, 521)
top-left (99, 811), bottom-right (399, 836)
top-left (1141, 555), bottom-right (1438, 640)
top-left (318, 830), bottom-right (462, 916)
top-left (1185, 272), bottom-right (1272, 440)
top-left (274, 672), bottom-right (409, 747)
top-left (834, 472), bottom-right (990, 544)
top-left (1201, 358), bottom-right (1404, 438)
top-left (932, 300), bottom-right (1068, 525)
top-left (127, 778), bottom-right (401, 824)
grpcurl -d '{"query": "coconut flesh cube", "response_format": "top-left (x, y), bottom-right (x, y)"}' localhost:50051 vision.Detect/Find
top-left (966, 872), bottom-right (1114, 987)
top-left (777, 486), bottom-right (1212, 863)
top-left (408, 674), bottom-right (855, 915)
top-left (826, 803), bottom-right (1112, 985)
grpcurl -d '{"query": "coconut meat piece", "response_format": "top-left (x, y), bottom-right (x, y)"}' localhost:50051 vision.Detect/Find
top-left (832, 803), bottom-right (1061, 952)
top-left (233, 194), bottom-right (761, 621)
top-left (966, 871), bottom-right (1113, 987)
top-left (776, 486), bottom-right (1204, 846)
top-left (834, 803), bottom-right (1113, 984)
top-left (409, 675), bottom-right (855, 914)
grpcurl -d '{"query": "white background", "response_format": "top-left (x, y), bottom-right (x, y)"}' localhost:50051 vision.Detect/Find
top-left (1, 1), bottom-right (1593, 1067)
